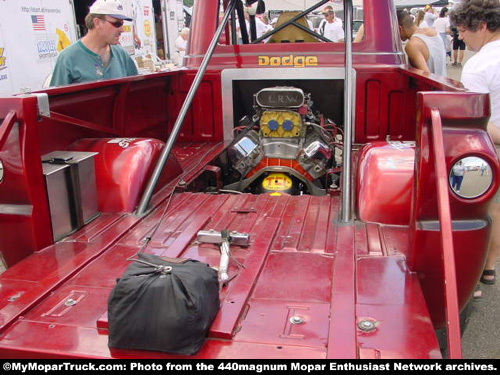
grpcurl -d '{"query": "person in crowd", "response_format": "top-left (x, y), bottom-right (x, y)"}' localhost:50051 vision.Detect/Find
top-left (433, 7), bottom-right (451, 58)
top-left (397, 9), bottom-right (446, 76)
top-left (354, 23), bottom-right (365, 43)
top-left (131, 0), bottom-right (142, 49)
top-left (451, 160), bottom-right (466, 192)
top-left (175, 28), bottom-right (189, 65)
top-left (154, 12), bottom-right (165, 59)
top-left (414, 10), bottom-right (429, 28)
top-left (254, 13), bottom-right (272, 39)
top-left (50, 0), bottom-right (138, 86)
top-left (256, 13), bottom-right (274, 41)
top-left (451, 0), bottom-right (500, 286)
top-left (450, 25), bottom-right (466, 66)
top-left (305, 15), bottom-right (314, 31)
top-left (423, 4), bottom-right (438, 28)
top-left (175, 28), bottom-right (189, 53)
top-left (481, 164), bottom-right (487, 176)
top-left (258, 13), bottom-right (272, 30)
top-left (318, 5), bottom-right (344, 42)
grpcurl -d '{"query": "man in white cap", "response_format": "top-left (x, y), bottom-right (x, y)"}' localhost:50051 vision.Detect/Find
top-left (50, 0), bottom-right (138, 86)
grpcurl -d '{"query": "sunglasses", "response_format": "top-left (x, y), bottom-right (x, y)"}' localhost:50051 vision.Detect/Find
top-left (102, 18), bottom-right (124, 28)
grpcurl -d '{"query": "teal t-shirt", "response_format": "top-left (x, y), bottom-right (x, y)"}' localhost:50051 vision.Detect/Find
top-left (50, 40), bottom-right (138, 86)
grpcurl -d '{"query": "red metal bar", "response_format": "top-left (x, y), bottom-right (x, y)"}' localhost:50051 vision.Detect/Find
top-left (0, 110), bottom-right (17, 150)
top-left (48, 111), bottom-right (120, 135)
top-left (429, 108), bottom-right (462, 359)
top-left (327, 224), bottom-right (357, 359)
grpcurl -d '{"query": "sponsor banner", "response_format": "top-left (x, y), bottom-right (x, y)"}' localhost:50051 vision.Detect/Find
top-left (0, 0), bottom-right (160, 95)
top-left (0, 45), bottom-right (8, 86)
top-left (120, 0), bottom-right (157, 58)
top-left (0, 0), bottom-right (77, 95)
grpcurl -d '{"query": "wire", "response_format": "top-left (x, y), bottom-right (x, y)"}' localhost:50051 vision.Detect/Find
top-left (219, 189), bottom-right (244, 194)
top-left (306, 122), bottom-right (335, 142)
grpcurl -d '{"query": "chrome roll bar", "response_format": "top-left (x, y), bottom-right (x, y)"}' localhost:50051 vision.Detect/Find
top-left (138, 0), bottom-right (356, 220)
top-left (136, 0), bottom-right (238, 215)
top-left (341, 0), bottom-right (354, 223)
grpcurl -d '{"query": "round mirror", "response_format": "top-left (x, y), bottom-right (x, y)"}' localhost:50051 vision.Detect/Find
top-left (0, 160), bottom-right (3, 183)
top-left (449, 156), bottom-right (493, 199)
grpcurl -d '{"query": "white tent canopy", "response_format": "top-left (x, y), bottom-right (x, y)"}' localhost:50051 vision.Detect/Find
top-left (264, 1), bottom-right (449, 11)
top-left (264, 0), bottom-right (364, 12)
top-left (394, 0), bottom-right (447, 7)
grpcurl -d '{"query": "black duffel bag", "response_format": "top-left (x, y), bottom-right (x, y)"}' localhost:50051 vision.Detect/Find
top-left (108, 253), bottom-right (219, 355)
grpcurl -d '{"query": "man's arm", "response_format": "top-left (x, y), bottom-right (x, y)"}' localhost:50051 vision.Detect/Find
top-left (487, 122), bottom-right (500, 145)
top-left (461, 68), bottom-right (498, 143)
top-left (405, 40), bottom-right (430, 73)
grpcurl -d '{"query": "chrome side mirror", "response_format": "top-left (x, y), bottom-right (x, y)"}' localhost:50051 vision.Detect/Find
top-left (449, 156), bottom-right (493, 199)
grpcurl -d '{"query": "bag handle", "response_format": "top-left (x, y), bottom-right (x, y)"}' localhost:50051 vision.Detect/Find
top-left (130, 258), bottom-right (173, 275)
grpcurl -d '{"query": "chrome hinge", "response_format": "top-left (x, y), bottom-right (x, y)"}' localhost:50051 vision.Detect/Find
top-left (34, 93), bottom-right (50, 117)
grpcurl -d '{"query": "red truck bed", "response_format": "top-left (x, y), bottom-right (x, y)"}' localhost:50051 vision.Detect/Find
top-left (0, 144), bottom-right (439, 359)
top-left (0, 193), bottom-right (439, 359)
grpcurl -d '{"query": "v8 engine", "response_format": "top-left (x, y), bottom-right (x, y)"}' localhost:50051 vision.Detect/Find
top-left (223, 86), bottom-right (341, 195)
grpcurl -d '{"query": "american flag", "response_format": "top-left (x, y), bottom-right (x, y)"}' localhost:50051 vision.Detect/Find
top-left (31, 15), bottom-right (45, 31)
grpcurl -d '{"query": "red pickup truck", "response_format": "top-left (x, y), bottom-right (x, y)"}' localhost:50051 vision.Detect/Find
top-left (0, 0), bottom-right (497, 359)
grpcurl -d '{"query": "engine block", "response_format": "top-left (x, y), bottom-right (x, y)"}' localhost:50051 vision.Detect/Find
top-left (227, 86), bottom-right (337, 194)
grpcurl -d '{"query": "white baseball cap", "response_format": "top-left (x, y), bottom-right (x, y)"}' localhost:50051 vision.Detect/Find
top-left (89, 0), bottom-right (132, 21)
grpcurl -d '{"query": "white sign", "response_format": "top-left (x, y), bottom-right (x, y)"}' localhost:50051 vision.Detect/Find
top-left (120, 0), bottom-right (157, 57)
top-left (0, 0), bottom-right (78, 95)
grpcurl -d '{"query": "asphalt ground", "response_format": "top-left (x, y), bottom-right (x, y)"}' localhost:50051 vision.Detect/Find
top-left (0, 51), bottom-right (497, 359)
top-left (462, 273), bottom-right (500, 359)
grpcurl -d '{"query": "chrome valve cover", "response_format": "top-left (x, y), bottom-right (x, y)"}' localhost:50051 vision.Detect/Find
top-left (298, 135), bottom-right (332, 180)
top-left (227, 130), bottom-right (263, 174)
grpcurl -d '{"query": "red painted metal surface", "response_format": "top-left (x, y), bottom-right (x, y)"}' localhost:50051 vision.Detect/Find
top-left (429, 108), bottom-right (461, 358)
top-left (357, 141), bottom-right (414, 224)
top-left (186, 0), bottom-right (403, 69)
top-left (69, 138), bottom-right (183, 213)
top-left (410, 92), bottom-right (500, 328)
top-left (356, 257), bottom-right (441, 359)
top-left (0, 191), bottom-right (440, 358)
top-left (0, 98), bottom-right (53, 267)
top-left (328, 225), bottom-right (357, 359)
top-left (0, 0), bottom-right (496, 360)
